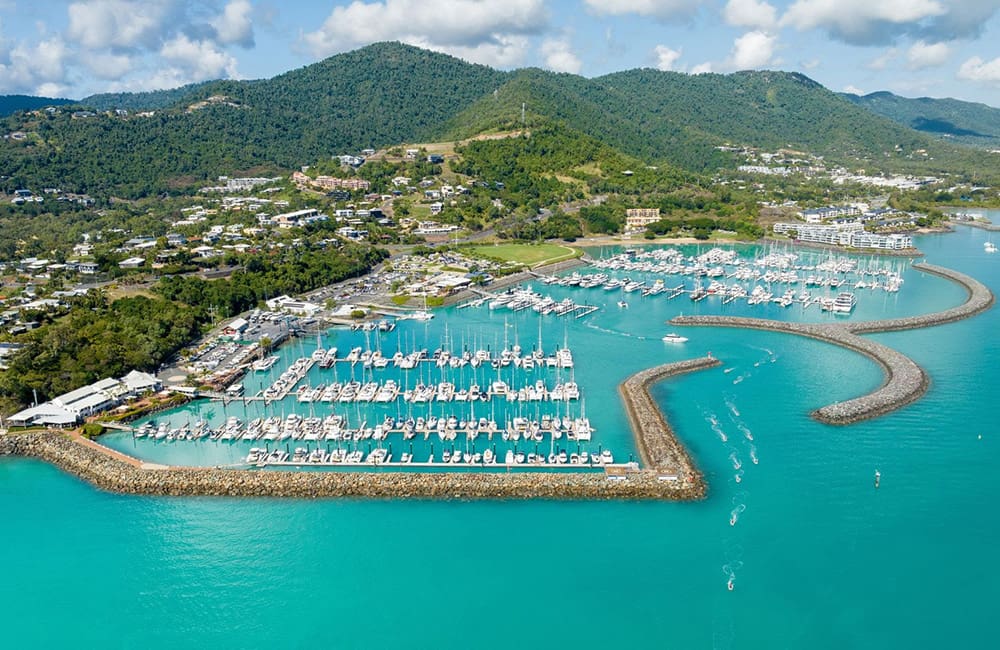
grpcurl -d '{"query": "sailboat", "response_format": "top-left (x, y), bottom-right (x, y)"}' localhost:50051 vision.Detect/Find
top-left (408, 293), bottom-right (434, 321)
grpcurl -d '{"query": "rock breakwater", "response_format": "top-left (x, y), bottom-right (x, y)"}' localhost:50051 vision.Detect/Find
top-left (0, 432), bottom-right (703, 501)
top-left (619, 356), bottom-right (721, 483)
top-left (671, 262), bottom-right (993, 425)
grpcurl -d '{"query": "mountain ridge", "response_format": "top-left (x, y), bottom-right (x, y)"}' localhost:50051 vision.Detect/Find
top-left (842, 90), bottom-right (1000, 149)
top-left (0, 42), bottom-right (992, 197)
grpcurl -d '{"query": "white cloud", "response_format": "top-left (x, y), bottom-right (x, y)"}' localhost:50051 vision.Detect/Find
top-left (958, 56), bottom-right (1000, 83)
top-left (84, 51), bottom-right (135, 80)
top-left (583, 0), bottom-right (701, 20)
top-left (781, 0), bottom-right (998, 45)
top-left (160, 34), bottom-right (240, 81)
top-left (728, 30), bottom-right (777, 69)
top-left (212, 0), bottom-right (254, 48)
top-left (906, 40), bottom-right (949, 69)
top-left (0, 36), bottom-right (70, 95)
top-left (540, 37), bottom-right (581, 74)
top-left (67, 0), bottom-right (172, 50)
top-left (723, 0), bottom-right (777, 30)
top-left (653, 44), bottom-right (683, 71)
top-left (867, 47), bottom-right (897, 70)
top-left (800, 58), bottom-right (819, 70)
top-left (691, 61), bottom-right (713, 74)
top-left (302, 0), bottom-right (546, 67)
top-left (843, 84), bottom-right (865, 95)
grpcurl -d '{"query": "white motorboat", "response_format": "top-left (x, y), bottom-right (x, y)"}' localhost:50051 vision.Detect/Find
top-left (662, 333), bottom-right (689, 343)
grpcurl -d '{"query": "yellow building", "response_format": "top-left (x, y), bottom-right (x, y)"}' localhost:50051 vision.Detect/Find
top-left (625, 208), bottom-right (661, 230)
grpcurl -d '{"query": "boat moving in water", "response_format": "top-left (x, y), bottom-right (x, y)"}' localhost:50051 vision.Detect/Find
top-left (662, 333), bottom-right (689, 343)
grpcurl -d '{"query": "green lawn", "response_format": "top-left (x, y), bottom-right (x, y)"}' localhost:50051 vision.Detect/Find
top-left (465, 243), bottom-right (580, 267)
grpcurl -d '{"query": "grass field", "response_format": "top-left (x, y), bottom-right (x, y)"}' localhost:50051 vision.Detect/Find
top-left (465, 242), bottom-right (580, 267)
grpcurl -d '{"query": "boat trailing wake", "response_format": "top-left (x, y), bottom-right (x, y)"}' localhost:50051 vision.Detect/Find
top-left (730, 503), bottom-right (746, 526)
top-left (583, 322), bottom-right (650, 340)
top-left (723, 560), bottom-right (744, 591)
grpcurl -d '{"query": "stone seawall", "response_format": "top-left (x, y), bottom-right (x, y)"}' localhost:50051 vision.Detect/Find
top-left (669, 318), bottom-right (928, 424)
top-left (0, 433), bottom-right (703, 501)
top-left (849, 263), bottom-right (995, 334)
top-left (671, 262), bottom-right (993, 425)
top-left (619, 357), bottom-right (721, 477)
top-left (950, 220), bottom-right (1000, 232)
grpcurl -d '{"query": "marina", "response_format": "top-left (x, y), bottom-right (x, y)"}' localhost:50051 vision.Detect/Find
top-left (5, 225), bottom-right (1000, 649)
top-left (90, 241), bottom-right (986, 475)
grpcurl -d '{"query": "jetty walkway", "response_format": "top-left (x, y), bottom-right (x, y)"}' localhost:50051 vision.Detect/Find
top-left (671, 262), bottom-right (993, 425)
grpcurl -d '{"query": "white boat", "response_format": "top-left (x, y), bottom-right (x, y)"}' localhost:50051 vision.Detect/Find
top-left (252, 355), bottom-right (279, 372)
top-left (830, 292), bottom-right (857, 314)
top-left (662, 333), bottom-right (688, 343)
top-left (986, 242), bottom-right (997, 253)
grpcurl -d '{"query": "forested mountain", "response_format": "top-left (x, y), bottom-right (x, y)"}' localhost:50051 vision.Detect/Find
top-left (82, 82), bottom-right (216, 111)
top-left (0, 42), bottom-right (989, 198)
top-left (843, 91), bottom-right (1000, 149)
top-left (0, 94), bottom-right (74, 116)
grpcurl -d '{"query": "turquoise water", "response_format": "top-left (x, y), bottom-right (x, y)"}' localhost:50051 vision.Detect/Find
top-left (2, 219), bottom-right (998, 648)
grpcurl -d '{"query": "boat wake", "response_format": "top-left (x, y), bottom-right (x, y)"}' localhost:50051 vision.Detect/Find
top-left (710, 420), bottom-right (728, 443)
top-left (725, 397), bottom-right (740, 418)
top-left (734, 469), bottom-right (744, 484)
top-left (583, 322), bottom-right (649, 340)
top-left (749, 445), bottom-right (759, 465)
top-left (722, 560), bottom-right (744, 591)
top-left (729, 503), bottom-right (746, 526)
top-left (729, 451), bottom-right (742, 470)
top-left (737, 423), bottom-right (754, 442)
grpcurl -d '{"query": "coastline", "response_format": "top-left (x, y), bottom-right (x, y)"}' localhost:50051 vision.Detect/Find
top-left (2, 255), bottom-right (991, 500)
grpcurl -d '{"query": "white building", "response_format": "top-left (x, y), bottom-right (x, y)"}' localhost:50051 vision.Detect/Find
top-left (773, 222), bottom-right (912, 250)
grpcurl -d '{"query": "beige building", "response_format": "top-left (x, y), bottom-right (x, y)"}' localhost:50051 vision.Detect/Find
top-left (625, 208), bottom-right (662, 231)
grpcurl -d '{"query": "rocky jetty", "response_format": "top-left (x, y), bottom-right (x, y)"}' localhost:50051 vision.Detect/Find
top-left (850, 263), bottom-right (994, 333)
top-left (0, 433), bottom-right (703, 501)
top-left (672, 262), bottom-right (993, 425)
top-left (619, 357), bottom-right (721, 478)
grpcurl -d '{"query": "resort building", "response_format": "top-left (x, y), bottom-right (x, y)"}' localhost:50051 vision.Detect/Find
top-left (773, 222), bottom-right (912, 250)
top-left (7, 371), bottom-right (162, 427)
top-left (625, 208), bottom-right (662, 231)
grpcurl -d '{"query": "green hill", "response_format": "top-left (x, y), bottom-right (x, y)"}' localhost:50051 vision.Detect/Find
top-left (843, 91), bottom-right (1000, 149)
top-left (0, 42), bottom-right (991, 198)
top-left (0, 94), bottom-right (75, 116)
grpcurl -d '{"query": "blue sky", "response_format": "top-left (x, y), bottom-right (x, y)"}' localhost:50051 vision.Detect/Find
top-left (1, 1), bottom-right (998, 105)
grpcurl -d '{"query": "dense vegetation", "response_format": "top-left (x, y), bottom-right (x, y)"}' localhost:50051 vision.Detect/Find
top-left (844, 91), bottom-right (1000, 149)
top-left (0, 293), bottom-right (199, 406)
top-left (1, 43), bottom-right (994, 199)
top-left (0, 43), bottom-right (505, 198)
top-left (153, 244), bottom-right (387, 320)
top-left (0, 243), bottom-right (386, 410)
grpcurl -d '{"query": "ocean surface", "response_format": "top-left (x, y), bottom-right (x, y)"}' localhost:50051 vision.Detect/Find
top-left (2, 216), bottom-right (998, 648)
